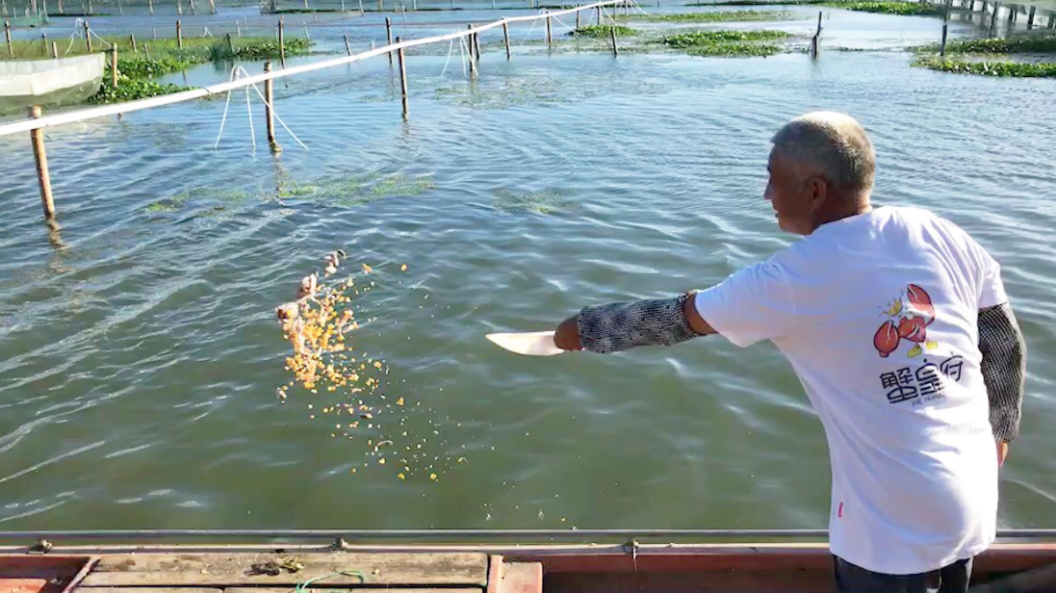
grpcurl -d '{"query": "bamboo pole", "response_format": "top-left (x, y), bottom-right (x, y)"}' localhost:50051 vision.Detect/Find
top-left (466, 24), bottom-right (476, 74)
top-left (236, 23), bottom-right (241, 36)
top-left (130, 33), bottom-right (136, 51)
top-left (502, 21), bottom-right (510, 58)
top-left (264, 61), bottom-right (279, 153)
top-left (152, 26), bottom-right (156, 39)
top-left (344, 33), bottom-right (351, 55)
top-left (57, 0), bottom-right (63, 14)
top-left (278, 17), bottom-right (285, 64)
top-left (29, 106), bottom-right (56, 221)
top-left (84, 20), bottom-right (91, 51)
top-left (609, 23), bottom-right (617, 55)
top-left (1007, 3), bottom-right (1014, 24)
top-left (396, 36), bottom-right (408, 120)
top-left (51, 40), bottom-right (57, 57)
top-left (4, 22), bottom-right (11, 57)
top-left (209, 0), bottom-right (215, 13)
top-left (148, 0), bottom-right (153, 15)
top-left (303, 24), bottom-right (309, 40)
top-left (1048, 11), bottom-right (1055, 28)
top-left (41, 32), bottom-right (47, 55)
top-left (385, 17), bottom-right (393, 64)
top-left (545, 11), bottom-right (552, 44)
top-left (378, 0), bottom-right (382, 10)
top-left (989, 3), bottom-right (997, 35)
top-left (575, 6), bottom-right (580, 28)
top-left (939, 22), bottom-right (947, 54)
top-left (177, 0), bottom-right (182, 14)
top-left (110, 44), bottom-right (118, 86)
top-left (596, 5), bottom-right (601, 24)
top-left (226, 32), bottom-right (234, 53)
top-left (359, 0), bottom-right (363, 11)
top-left (1027, 5), bottom-right (1034, 28)
top-left (176, 20), bottom-right (182, 49)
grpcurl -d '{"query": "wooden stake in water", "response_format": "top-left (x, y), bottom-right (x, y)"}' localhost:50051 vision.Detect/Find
top-left (610, 23), bottom-right (618, 55)
top-left (236, 22), bottom-right (241, 36)
top-left (130, 33), bottom-right (136, 51)
top-left (177, 0), bottom-right (182, 14)
top-left (57, 0), bottom-right (62, 14)
top-left (176, 19), bottom-right (183, 48)
top-left (939, 22), bottom-right (947, 54)
top-left (343, 33), bottom-right (351, 54)
top-left (264, 61), bottom-right (280, 153)
top-left (51, 40), bottom-right (57, 57)
top-left (209, 0), bottom-right (215, 13)
top-left (41, 32), bottom-right (47, 55)
top-left (1048, 11), bottom-right (1055, 28)
top-left (1027, 5), bottom-right (1035, 28)
top-left (385, 17), bottom-right (393, 64)
top-left (110, 44), bottom-right (118, 86)
top-left (502, 21), bottom-right (510, 58)
top-left (226, 32), bottom-right (234, 53)
top-left (149, 0), bottom-right (153, 15)
top-left (278, 17), bottom-right (285, 64)
top-left (84, 20), bottom-right (91, 51)
top-left (30, 106), bottom-right (56, 221)
top-left (396, 35), bottom-right (408, 120)
top-left (989, 3), bottom-right (997, 35)
top-left (466, 25), bottom-right (476, 74)
top-left (596, 5), bottom-right (601, 25)
top-left (152, 26), bottom-right (157, 39)
top-left (575, 6), bottom-right (580, 28)
top-left (4, 22), bottom-right (11, 57)
top-left (545, 12), bottom-right (552, 45)
top-left (303, 24), bottom-right (309, 40)
top-left (359, 0), bottom-right (364, 12)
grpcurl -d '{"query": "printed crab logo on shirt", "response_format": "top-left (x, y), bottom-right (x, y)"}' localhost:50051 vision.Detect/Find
top-left (872, 284), bottom-right (940, 358)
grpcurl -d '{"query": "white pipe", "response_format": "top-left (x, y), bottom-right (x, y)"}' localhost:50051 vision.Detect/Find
top-left (0, 0), bottom-right (625, 139)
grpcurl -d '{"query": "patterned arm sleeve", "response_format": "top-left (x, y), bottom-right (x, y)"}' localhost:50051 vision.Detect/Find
top-left (576, 292), bottom-right (703, 354)
top-left (979, 303), bottom-right (1026, 443)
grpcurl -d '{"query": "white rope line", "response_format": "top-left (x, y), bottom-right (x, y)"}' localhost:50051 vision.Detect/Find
top-left (236, 66), bottom-right (310, 151)
top-left (518, 17), bottom-right (537, 45)
top-left (245, 83), bottom-right (255, 155)
top-left (89, 28), bottom-right (113, 48)
top-left (458, 34), bottom-right (469, 76)
top-left (213, 67), bottom-right (238, 149)
top-left (435, 36), bottom-right (455, 79)
top-left (551, 13), bottom-right (574, 30)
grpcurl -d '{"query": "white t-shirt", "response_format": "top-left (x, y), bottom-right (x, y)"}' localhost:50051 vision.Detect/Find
top-left (694, 205), bottom-right (1005, 575)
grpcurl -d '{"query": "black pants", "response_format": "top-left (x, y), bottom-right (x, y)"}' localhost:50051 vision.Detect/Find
top-left (833, 556), bottom-right (973, 593)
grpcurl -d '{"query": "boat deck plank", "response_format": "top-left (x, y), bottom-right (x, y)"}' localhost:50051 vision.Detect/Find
top-left (80, 553), bottom-right (488, 588)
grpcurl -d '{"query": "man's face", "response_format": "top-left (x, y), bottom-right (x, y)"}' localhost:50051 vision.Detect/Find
top-left (765, 148), bottom-right (822, 235)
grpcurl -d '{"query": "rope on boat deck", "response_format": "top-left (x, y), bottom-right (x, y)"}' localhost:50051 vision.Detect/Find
top-left (295, 569), bottom-right (368, 593)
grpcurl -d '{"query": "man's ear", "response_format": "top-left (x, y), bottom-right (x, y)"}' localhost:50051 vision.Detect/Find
top-left (808, 176), bottom-right (828, 211)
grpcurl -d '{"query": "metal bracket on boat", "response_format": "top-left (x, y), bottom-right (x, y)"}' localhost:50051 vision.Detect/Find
top-left (623, 539), bottom-right (640, 571)
top-left (26, 539), bottom-right (53, 555)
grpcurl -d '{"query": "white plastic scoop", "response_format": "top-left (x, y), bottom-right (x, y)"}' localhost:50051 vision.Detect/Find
top-left (486, 331), bottom-right (564, 356)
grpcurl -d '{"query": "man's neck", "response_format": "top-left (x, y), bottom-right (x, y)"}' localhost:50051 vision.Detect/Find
top-left (812, 196), bottom-right (872, 232)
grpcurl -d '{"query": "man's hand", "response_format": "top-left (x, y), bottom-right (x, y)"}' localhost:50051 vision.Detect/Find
top-left (998, 441), bottom-right (1009, 468)
top-left (554, 314), bottom-right (582, 351)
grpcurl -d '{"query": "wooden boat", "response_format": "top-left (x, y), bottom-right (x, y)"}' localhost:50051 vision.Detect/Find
top-left (3, 530), bottom-right (1056, 593)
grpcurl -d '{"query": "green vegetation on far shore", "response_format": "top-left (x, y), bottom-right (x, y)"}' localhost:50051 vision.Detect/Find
top-left (662, 29), bottom-right (791, 56)
top-left (924, 33), bottom-right (1056, 55)
top-left (570, 24), bottom-right (634, 37)
top-left (691, 0), bottom-right (946, 17)
top-left (914, 55), bottom-right (1056, 77)
top-left (616, 9), bottom-right (795, 22)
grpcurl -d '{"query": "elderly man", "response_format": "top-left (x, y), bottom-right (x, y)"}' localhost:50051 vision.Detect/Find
top-left (552, 111), bottom-right (1026, 593)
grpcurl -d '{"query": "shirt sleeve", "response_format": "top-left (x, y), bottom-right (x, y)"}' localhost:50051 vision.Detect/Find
top-left (978, 250), bottom-right (1007, 310)
top-left (693, 259), bottom-right (796, 348)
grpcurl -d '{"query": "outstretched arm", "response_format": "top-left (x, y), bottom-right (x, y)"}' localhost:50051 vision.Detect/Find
top-left (980, 302), bottom-right (1026, 465)
top-left (553, 292), bottom-right (716, 352)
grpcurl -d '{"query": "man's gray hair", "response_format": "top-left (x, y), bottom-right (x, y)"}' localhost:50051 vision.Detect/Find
top-left (771, 111), bottom-right (876, 196)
